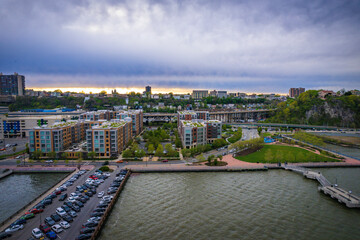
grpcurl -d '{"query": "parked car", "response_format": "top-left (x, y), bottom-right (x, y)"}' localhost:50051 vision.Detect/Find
top-left (51, 224), bottom-right (63, 233)
top-left (59, 193), bottom-right (67, 201)
top-left (68, 211), bottom-right (77, 218)
top-left (80, 227), bottom-right (95, 234)
top-left (98, 191), bottom-right (104, 198)
top-left (59, 221), bottom-right (70, 229)
top-left (20, 213), bottom-right (35, 220)
top-left (82, 222), bottom-right (97, 228)
top-left (28, 208), bottom-right (43, 214)
top-left (92, 208), bottom-right (105, 213)
top-left (85, 191), bottom-right (93, 197)
top-left (87, 217), bottom-right (101, 223)
top-left (71, 205), bottom-right (81, 212)
top-left (10, 219), bottom-right (26, 227)
top-left (62, 205), bottom-right (71, 212)
top-left (31, 228), bottom-right (43, 239)
top-left (5, 225), bottom-right (24, 233)
top-left (45, 231), bottom-right (57, 240)
top-left (90, 212), bottom-right (104, 217)
top-left (74, 201), bottom-right (84, 208)
top-left (75, 234), bottom-right (92, 240)
top-left (39, 224), bottom-right (51, 233)
top-left (62, 214), bottom-right (73, 223)
top-left (45, 217), bottom-right (56, 226)
top-left (0, 232), bottom-right (12, 239)
top-left (56, 208), bottom-right (67, 217)
top-left (51, 214), bottom-right (61, 222)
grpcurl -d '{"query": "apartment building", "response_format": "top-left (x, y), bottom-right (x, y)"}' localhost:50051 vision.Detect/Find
top-left (192, 90), bottom-right (208, 99)
top-left (29, 121), bottom-right (82, 153)
top-left (116, 110), bottom-right (143, 135)
top-left (289, 87), bottom-right (305, 98)
top-left (86, 120), bottom-right (132, 158)
top-left (0, 72), bottom-right (25, 96)
top-left (178, 110), bottom-right (222, 148)
top-left (179, 120), bottom-right (207, 148)
top-left (205, 120), bottom-right (222, 143)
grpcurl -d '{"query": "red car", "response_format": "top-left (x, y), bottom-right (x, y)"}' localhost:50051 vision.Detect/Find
top-left (162, 159), bottom-right (168, 163)
top-left (28, 208), bottom-right (43, 214)
top-left (54, 190), bottom-right (62, 195)
top-left (39, 224), bottom-right (51, 233)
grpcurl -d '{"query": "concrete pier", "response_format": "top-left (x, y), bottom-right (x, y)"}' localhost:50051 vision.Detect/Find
top-left (283, 165), bottom-right (360, 208)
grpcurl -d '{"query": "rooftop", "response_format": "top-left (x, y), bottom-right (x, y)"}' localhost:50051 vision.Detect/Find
top-left (178, 110), bottom-right (196, 115)
top-left (181, 120), bottom-right (206, 128)
top-left (93, 121), bottom-right (127, 129)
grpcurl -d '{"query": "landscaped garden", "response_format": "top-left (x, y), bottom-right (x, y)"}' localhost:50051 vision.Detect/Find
top-left (235, 144), bottom-right (340, 163)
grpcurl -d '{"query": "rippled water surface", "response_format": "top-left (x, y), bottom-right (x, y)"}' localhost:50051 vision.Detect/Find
top-left (99, 169), bottom-right (360, 240)
top-left (0, 173), bottom-right (67, 223)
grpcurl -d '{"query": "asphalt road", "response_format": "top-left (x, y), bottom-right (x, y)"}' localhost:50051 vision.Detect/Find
top-left (6, 165), bottom-right (122, 240)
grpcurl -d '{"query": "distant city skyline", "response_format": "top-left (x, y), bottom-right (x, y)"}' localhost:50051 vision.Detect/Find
top-left (1, 0), bottom-right (360, 92)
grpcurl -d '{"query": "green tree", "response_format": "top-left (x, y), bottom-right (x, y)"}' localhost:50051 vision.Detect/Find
top-left (47, 151), bottom-right (56, 159)
top-left (155, 144), bottom-right (164, 157)
top-left (122, 149), bottom-right (133, 158)
top-left (12, 146), bottom-right (16, 153)
top-left (147, 144), bottom-right (155, 154)
top-left (88, 151), bottom-right (97, 159)
top-left (257, 127), bottom-right (262, 135)
top-left (61, 152), bottom-right (67, 159)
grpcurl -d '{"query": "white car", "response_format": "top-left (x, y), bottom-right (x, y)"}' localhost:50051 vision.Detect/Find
top-left (56, 207), bottom-right (67, 217)
top-left (102, 196), bottom-right (113, 202)
top-left (59, 221), bottom-right (70, 229)
top-left (70, 192), bottom-right (78, 198)
top-left (68, 197), bottom-right (76, 203)
top-left (104, 173), bottom-right (111, 177)
top-left (45, 160), bottom-right (53, 163)
top-left (98, 191), bottom-right (104, 198)
top-left (51, 224), bottom-right (63, 233)
top-left (32, 228), bottom-right (43, 239)
top-left (5, 224), bottom-right (24, 233)
top-left (16, 155), bottom-right (22, 159)
top-left (87, 217), bottom-right (101, 223)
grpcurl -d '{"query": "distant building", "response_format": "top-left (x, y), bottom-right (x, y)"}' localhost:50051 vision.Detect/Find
top-left (217, 91), bottom-right (227, 98)
top-left (209, 90), bottom-right (217, 97)
top-left (145, 86), bottom-right (151, 94)
top-left (0, 72), bottom-right (25, 96)
top-left (192, 90), bottom-right (208, 99)
top-left (289, 87), bottom-right (305, 98)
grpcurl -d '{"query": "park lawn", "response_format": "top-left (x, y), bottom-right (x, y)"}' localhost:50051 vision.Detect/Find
top-left (235, 144), bottom-right (340, 163)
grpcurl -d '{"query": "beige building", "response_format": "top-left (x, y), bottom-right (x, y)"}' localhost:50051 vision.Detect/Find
top-left (192, 90), bottom-right (208, 99)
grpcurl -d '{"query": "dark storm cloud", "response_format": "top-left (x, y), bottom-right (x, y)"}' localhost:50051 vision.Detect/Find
top-left (0, 0), bottom-right (359, 92)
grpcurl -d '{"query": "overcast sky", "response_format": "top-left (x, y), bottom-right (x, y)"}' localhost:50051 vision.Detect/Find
top-left (1, 0), bottom-right (359, 93)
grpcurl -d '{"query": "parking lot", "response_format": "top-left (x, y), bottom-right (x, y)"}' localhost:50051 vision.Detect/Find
top-left (0, 138), bottom-right (28, 157)
top-left (3, 166), bottom-right (126, 240)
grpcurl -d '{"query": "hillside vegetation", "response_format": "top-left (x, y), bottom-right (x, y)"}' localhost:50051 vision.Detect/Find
top-left (266, 90), bottom-right (360, 128)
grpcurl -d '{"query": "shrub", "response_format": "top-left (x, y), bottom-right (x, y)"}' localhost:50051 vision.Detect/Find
top-left (99, 166), bottom-right (110, 172)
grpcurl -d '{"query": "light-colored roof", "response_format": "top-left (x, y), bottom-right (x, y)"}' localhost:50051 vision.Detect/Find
top-left (181, 120), bottom-right (206, 128)
top-left (92, 121), bottom-right (127, 129)
top-left (178, 110), bottom-right (196, 115)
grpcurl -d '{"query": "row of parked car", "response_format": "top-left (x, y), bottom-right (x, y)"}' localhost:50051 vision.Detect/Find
top-left (75, 169), bottom-right (128, 240)
top-left (38, 169), bottom-right (100, 240)
top-left (0, 170), bottom-right (87, 240)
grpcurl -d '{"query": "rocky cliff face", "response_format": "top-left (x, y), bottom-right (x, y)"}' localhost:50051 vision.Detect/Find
top-left (305, 100), bottom-right (356, 126)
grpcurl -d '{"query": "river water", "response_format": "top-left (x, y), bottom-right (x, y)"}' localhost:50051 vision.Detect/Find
top-left (0, 173), bottom-right (67, 223)
top-left (99, 169), bottom-right (360, 240)
top-left (312, 132), bottom-right (360, 159)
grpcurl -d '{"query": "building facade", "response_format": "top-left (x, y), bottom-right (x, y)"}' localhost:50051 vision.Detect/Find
top-left (192, 90), bottom-right (208, 99)
top-left (0, 73), bottom-right (25, 96)
top-left (86, 120), bottom-right (132, 158)
top-left (178, 111), bottom-right (222, 148)
top-left (289, 87), bottom-right (305, 98)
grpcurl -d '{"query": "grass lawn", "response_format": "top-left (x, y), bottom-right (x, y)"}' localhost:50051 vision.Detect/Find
top-left (235, 145), bottom-right (340, 163)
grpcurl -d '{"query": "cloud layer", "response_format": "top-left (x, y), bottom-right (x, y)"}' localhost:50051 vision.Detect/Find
top-left (1, 0), bottom-right (359, 93)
